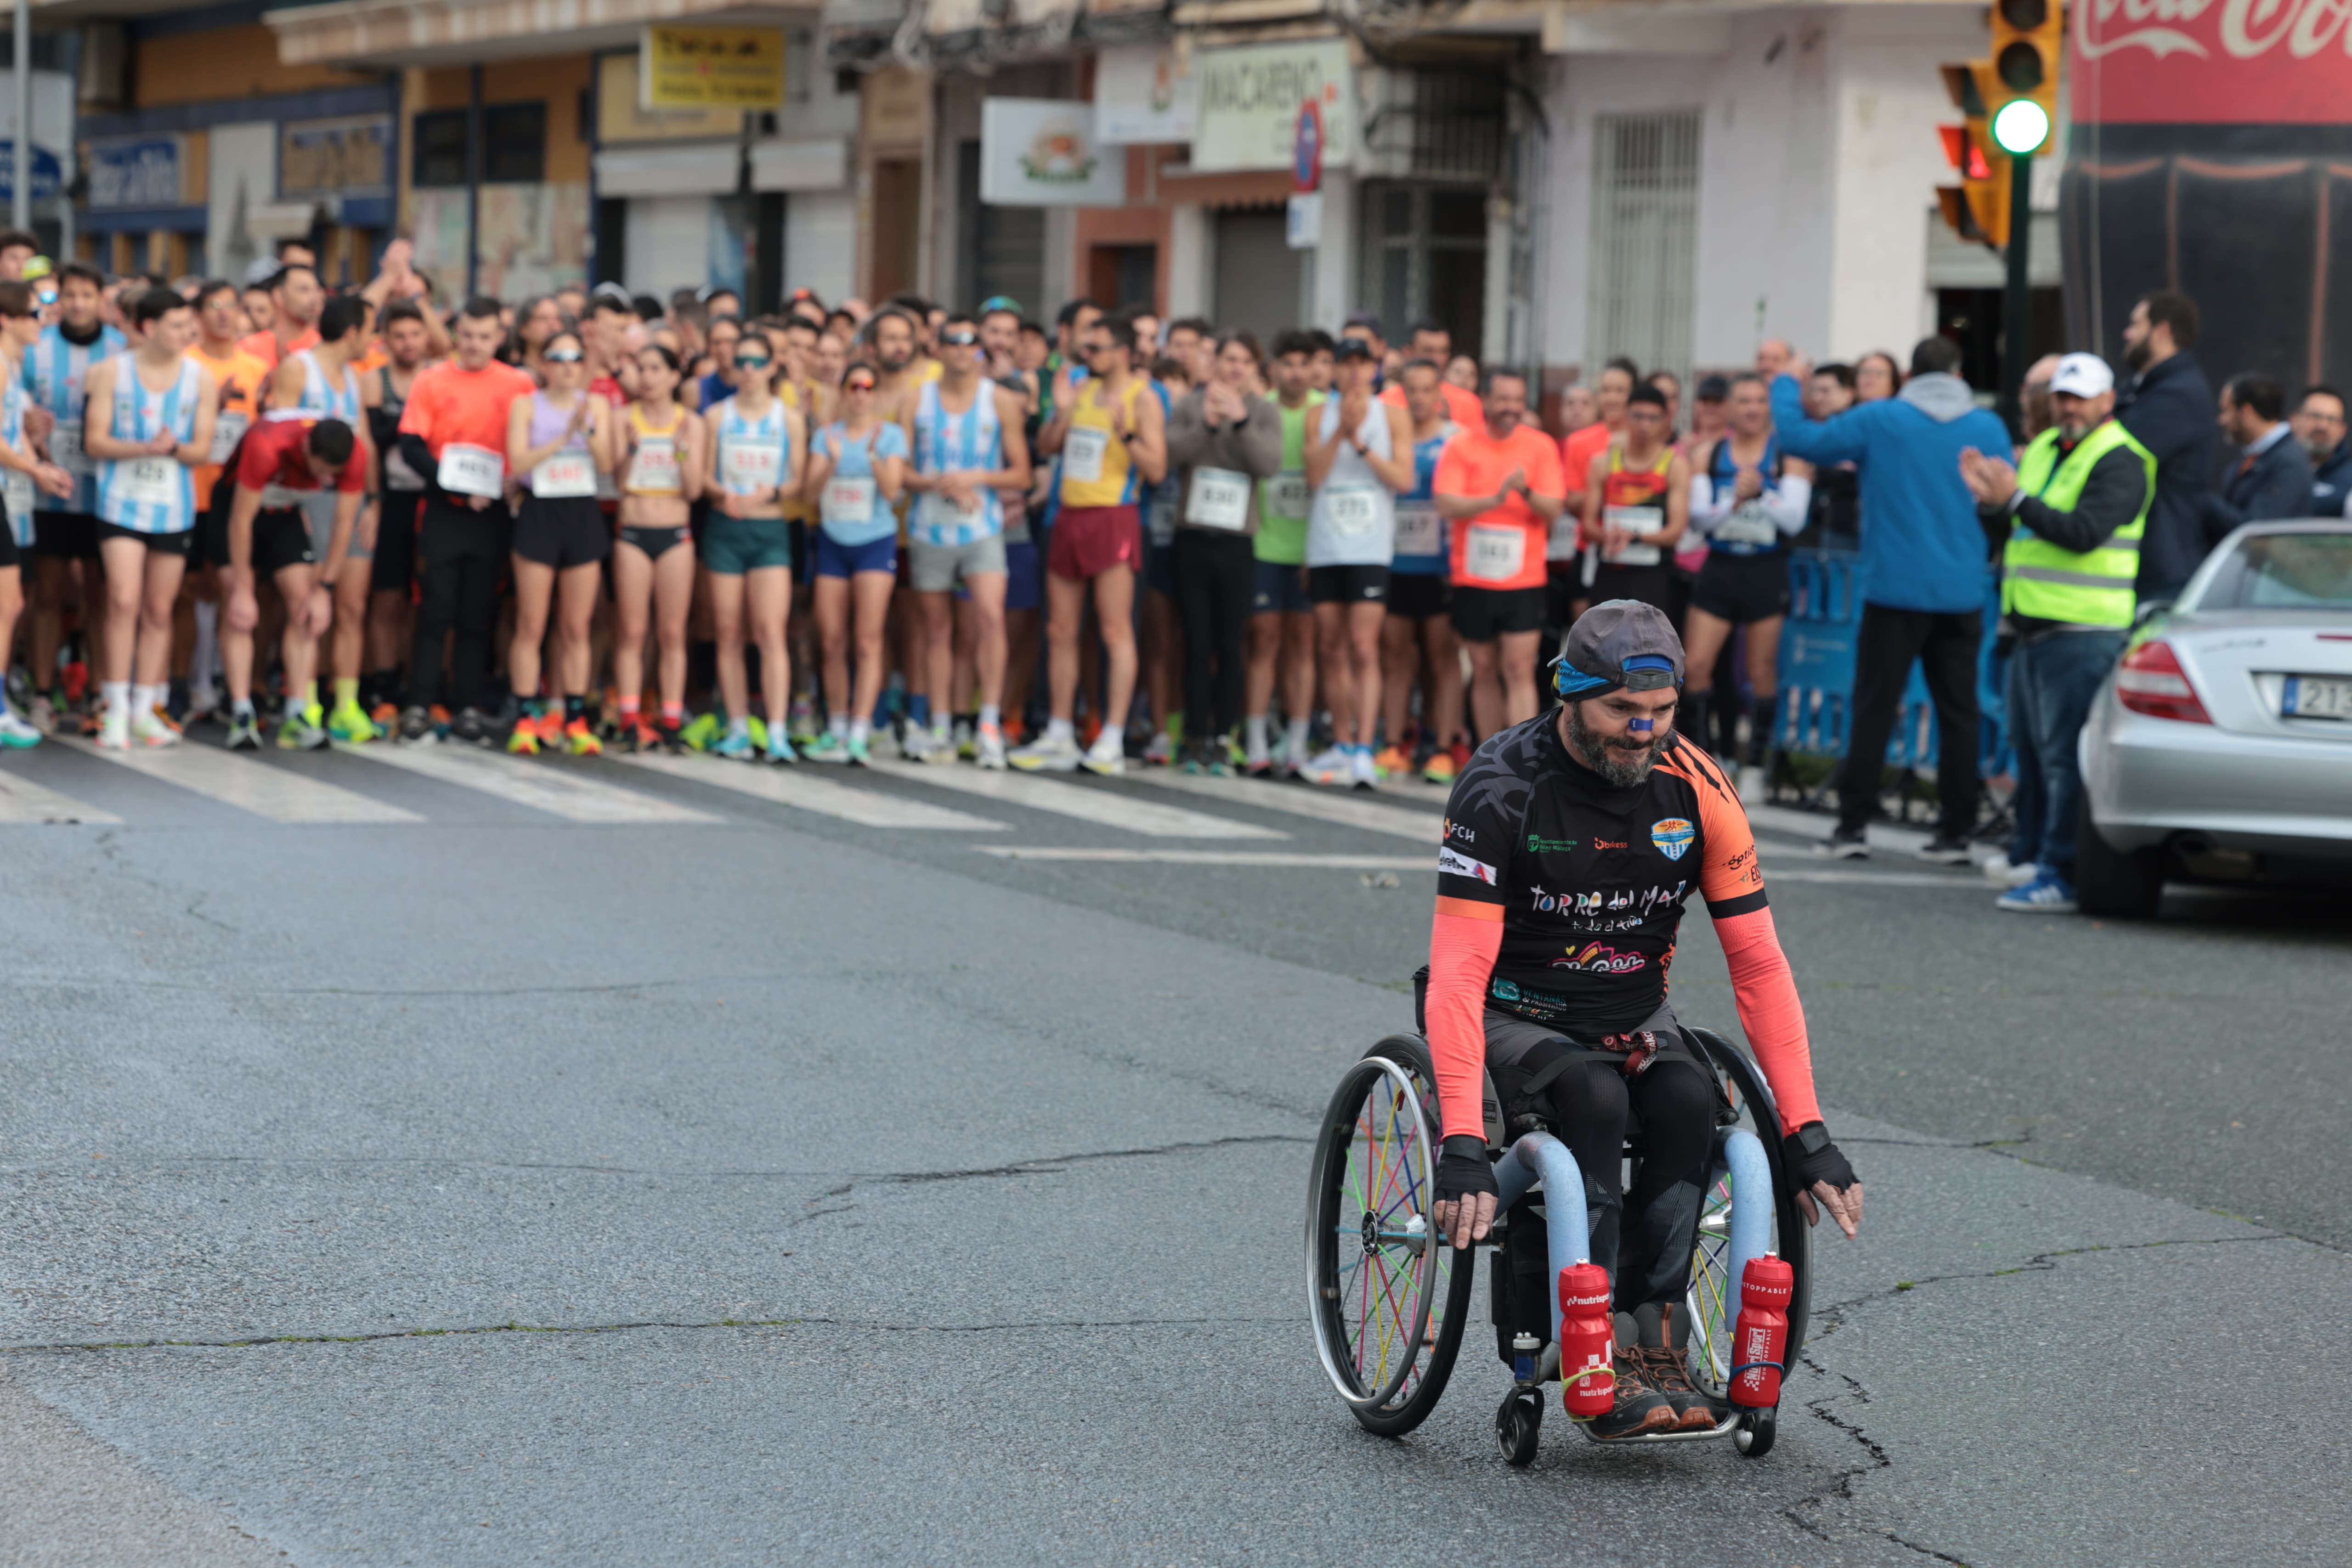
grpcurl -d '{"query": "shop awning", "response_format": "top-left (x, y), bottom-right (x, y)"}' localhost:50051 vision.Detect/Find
top-left (749, 136), bottom-right (847, 192)
top-left (594, 143), bottom-right (744, 198)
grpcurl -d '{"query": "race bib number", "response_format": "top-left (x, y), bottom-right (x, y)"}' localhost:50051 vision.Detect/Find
top-left (824, 475), bottom-right (876, 524)
top-left (436, 442), bottom-right (503, 498)
top-left (1393, 500), bottom-right (1442, 557)
top-left (50, 418), bottom-right (85, 475)
top-left (1714, 500), bottom-right (1777, 547)
top-left (532, 451), bottom-right (598, 498)
top-left (1266, 470), bottom-right (1310, 519)
top-left (630, 436), bottom-right (681, 494)
top-left (1, 467), bottom-right (33, 533)
top-left (1063, 425), bottom-right (1108, 484)
top-left (116, 455), bottom-right (181, 509)
top-left (1602, 504), bottom-right (1664, 566)
top-left (208, 409), bottom-right (250, 466)
top-left (1186, 467), bottom-right (1251, 531)
top-left (722, 437), bottom-right (780, 494)
top-left (1547, 512), bottom-right (1583, 562)
top-left (1465, 522), bottom-right (1526, 583)
top-left (1323, 485), bottom-right (1382, 538)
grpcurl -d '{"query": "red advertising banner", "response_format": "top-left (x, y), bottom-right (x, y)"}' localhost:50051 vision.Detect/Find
top-left (2072, 0), bottom-right (2352, 122)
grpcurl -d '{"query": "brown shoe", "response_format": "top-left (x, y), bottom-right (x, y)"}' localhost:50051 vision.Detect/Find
top-left (1585, 1343), bottom-right (1679, 1439)
top-left (1636, 1302), bottom-right (1727, 1431)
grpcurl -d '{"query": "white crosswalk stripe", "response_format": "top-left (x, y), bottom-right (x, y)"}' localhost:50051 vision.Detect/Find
top-left (59, 737), bottom-right (421, 823)
top-left (338, 743), bottom-right (718, 824)
top-left (1131, 770), bottom-right (1442, 842)
top-left (0, 764), bottom-right (122, 824)
top-left (866, 759), bottom-right (1285, 839)
top-left (611, 752), bottom-right (1006, 830)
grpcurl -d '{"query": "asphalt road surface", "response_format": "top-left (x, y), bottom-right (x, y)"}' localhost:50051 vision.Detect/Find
top-left (1, 733), bottom-right (2346, 1566)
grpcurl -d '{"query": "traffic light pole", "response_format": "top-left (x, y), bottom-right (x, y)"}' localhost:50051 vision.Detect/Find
top-left (1999, 149), bottom-right (2034, 434)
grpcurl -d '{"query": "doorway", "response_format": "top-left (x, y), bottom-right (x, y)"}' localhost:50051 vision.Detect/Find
top-left (1089, 244), bottom-right (1158, 313)
top-left (871, 158), bottom-right (922, 301)
top-left (1212, 209), bottom-right (1302, 348)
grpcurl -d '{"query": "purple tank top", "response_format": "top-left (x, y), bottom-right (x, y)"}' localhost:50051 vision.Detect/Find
top-left (530, 391), bottom-right (590, 452)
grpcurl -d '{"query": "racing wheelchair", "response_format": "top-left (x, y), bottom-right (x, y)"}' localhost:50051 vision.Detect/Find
top-left (1304, 1005), bottom-right (1811, 1463)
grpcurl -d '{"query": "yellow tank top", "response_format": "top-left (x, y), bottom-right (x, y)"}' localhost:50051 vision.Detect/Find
top-left (1059, 377), bottom-right (1146, 509)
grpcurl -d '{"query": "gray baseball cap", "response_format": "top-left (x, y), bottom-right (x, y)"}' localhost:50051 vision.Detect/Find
top-left (1552, 600), bottom-right (1685, 697)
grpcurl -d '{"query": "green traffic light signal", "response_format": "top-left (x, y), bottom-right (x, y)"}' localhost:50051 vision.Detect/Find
top-left (1991, 98), bottom-right (2049, 157)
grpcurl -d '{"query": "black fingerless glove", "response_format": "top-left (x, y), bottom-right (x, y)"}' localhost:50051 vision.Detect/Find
top-left (1436, 1134), bottom-right (1498, 1205)
top-left (1784, 1121), bottom-right (1857, 1192)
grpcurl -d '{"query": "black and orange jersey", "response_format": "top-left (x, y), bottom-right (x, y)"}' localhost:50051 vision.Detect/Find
top-left (1435, 714), bottom-right (1764, 1034)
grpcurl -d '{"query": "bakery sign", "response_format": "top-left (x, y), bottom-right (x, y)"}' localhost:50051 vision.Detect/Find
top-left (2072, 0), bottom-right (2352, 122)
top-left (979, 98), bottom-right (1126, 206)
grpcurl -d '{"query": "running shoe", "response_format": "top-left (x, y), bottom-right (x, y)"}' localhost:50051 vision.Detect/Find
top-left (370, 700), bottom-right (401, 730)
top-left (900, 723), bottom-right (938, 762)
top-left (226, 713), bottom-right (263, 751)
top-left (803, 730), bottom-right (849, 764)
top-left (747, 715), bottom-right (769, 753)
top-left (506, 719), bottom-right (541, 755)
top-left (975, 721), bottom-right (1006, 770)
top-left (27, 692), bottom-right (54, 734)
top-left (625, 717), bottom-right (662, 753)
top-left (94, 708), bottom-right (130, 751)
top-left (80, 705), bottom-right (104, 737)
top-left (1079, 730), bottom-right (1125, 777)
top-left (1301, 744), bottom-right (1352, 786)
top-left (1242, 740), bottom-right (1274, 777)
top-left (327, 703), bottom-right (380, 744)
top-left (1997, 871), bottom-right (2079, 914)
top-left (954, 717), bottom-right (976, 760)
top-left (1350, 747), bottom-right (1378, 791)
top-left (764, 726), bottom-right (797, 765)
top-left (1814, 828), bottom-right (1869, 859)
top-left (1586, 1347), bottom-right (1678, 1439)
top-left (712, 726), bottom-right (755, 760)
top-left (396, 705), bottom-right (436, 744)
top-left (1009, 731), bottom-right (1082, 773)
top-left (845, 734), bottom-right (871, 767)
top-left (1373, 743), bottom-right (1411, 780)
top-left (563, 717), bottom-right (603, 756)
top-left (276, 713), bottom-right (327, 751)
top-left (922, 725), bottom-right (957, 766)
top-left (1915, 834), bottom-right (1972, 865)
top-left (1142, 731), bottom-right (1176, 767)
top-left (1981, 853), bottom-right (2042, 889)
top-left (131, 709), bottom-right (181, 749)
top-left (0, 710), bottom-right (42, 748)
top-left (1080, 715), bottom-right (1102, 751)
top-left (679, 711), bottom-right (721, 753)
top-left (452, 708), bottom-right (490, 746)
top-left (787, 697), bottom-right (821, 745)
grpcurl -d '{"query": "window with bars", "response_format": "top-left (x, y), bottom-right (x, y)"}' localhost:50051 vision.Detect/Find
top-left (1588, 110), bottom-right (1700, 381)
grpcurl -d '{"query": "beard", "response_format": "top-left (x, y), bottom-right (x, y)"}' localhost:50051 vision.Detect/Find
top-left (2122, 336), bottom-right (2152, 373)
top-left (1565, 701), bottom-right (1671, 787)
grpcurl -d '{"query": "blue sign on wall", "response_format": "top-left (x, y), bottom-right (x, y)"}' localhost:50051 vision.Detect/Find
top-left (0, 142), bottom-right (63, 204)
top-left (86, 137), bottom-right (179, 209)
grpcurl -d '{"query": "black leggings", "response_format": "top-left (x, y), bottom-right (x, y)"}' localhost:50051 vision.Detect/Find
top-left (1544, 1057), bottom-right (1719, 1310)
top-left (411, 498), bottom-right (511, 713)
top-left (1172, 528), bottom-right (1254, 742)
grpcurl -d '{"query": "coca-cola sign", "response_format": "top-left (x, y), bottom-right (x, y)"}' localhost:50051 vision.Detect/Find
top-left (2072, 0), bottom-right (2352, 121)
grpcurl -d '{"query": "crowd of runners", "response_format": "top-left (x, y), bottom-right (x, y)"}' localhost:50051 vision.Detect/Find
top-left (0, 231), bottom-right (1883, 792)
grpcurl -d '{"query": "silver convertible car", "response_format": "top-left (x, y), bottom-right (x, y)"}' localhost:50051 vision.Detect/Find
top-left (2077, 521), bottom-right (2352, 917)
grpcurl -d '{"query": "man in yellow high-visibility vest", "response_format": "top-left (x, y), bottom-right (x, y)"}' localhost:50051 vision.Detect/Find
top-left (1960, 353), bottom-right (2155, 915)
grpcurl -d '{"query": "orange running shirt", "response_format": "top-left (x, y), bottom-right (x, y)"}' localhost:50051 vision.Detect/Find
top-left (238, 326), bottom-right (321, 372)
top-left (396, 359), bottom-right (534, 461)
top-left (1434, 422), bottom-right (1562, 592)
top-left (186, 343), bottom-right (272, 510)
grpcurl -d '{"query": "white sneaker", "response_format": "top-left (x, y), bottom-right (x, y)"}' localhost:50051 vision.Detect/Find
top-left (922, 725), bottom-right (958, 765)
top-left (1008, 731), bottom-right (1082, 772)
top-left (96, 709), bottom-right (130, 751)
top-left (131, 709), bottom-right (181, 749)
top-left (1737, 764), bottom-right (1766, 805)
top-left (1273, 735), bottom-right (1308, 779)
top-left (1982, 853), bottom-right (2042, 888)
top-left (1080, 730), bottom-right (1125, 776)
top-left (0, 710), bottom-right (42, 748)
top-left (1142, 731), bottom-right (1176, 767)
top-left (976, 722), bottom-right (1007, 770)
top-left (900, 724), bottom-right (936, 762)
top-left (1303, 744), bottom-right (1352, 786)
top-left (1350, 748), bottom-right (1378, 790)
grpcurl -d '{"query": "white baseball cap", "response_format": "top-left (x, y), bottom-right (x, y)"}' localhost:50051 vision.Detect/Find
top-left (2049, 352), bottom-right (2115, 399)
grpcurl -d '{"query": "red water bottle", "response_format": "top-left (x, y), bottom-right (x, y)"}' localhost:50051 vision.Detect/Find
top-left (1729, 1254), bottom-right (1793, 1408)
top-left (1556, 1262), bottom-right (1614, 1418)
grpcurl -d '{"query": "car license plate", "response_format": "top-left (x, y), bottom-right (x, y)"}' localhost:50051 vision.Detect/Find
top-left (2283, 674), bottom-right (2352, 720)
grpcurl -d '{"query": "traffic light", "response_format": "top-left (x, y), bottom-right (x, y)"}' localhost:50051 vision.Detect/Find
top-left (1936, 62), bottom-right (2011, 250)
top-left (1988, 0), bottom-right (2061, 157)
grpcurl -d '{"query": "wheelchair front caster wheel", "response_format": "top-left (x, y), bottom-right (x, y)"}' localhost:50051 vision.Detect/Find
top-left (1733, 1404), bottom-right (1777, 1458)
top-left (1496, 1387), bottom-right (1544, 1467)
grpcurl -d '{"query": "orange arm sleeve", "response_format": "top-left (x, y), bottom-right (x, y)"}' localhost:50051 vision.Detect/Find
top-left (1428, 899), bottom-right (1502, 1142)
top-left (1713, 905), bottom-right (1822, 1135)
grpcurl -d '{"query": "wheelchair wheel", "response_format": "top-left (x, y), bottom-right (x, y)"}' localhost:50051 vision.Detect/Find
top-left (1495, 1386), bottom-right (1544, 1466)
top-left (1681, 1029), bottom-right (1814, 1457)
top-left (1306, 1033), bottom-right (1476, 1438)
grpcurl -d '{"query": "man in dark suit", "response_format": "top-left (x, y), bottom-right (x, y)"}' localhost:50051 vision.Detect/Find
top-left (2204, 373), bottom-right (2315, 543)
top-left (2291, 385), bottom-right (2351, 515)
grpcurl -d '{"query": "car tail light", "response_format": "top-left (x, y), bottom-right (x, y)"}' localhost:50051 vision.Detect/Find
top-left (2115, 639), bottom-right (2212, 724)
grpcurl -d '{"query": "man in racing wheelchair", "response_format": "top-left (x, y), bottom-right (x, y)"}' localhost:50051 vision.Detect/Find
top-left (1427, 600), bottom-right (1865, 1438)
